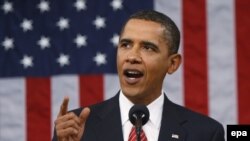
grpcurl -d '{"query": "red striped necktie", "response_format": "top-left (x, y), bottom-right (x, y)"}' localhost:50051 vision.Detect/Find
top-left (128, 127), bottom-right (147, 141)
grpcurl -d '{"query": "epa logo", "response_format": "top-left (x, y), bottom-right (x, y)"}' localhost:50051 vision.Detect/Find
top-left (227, 125), bottom-right (250, 141)
top-left (231, 131), bottom-right (247, 138)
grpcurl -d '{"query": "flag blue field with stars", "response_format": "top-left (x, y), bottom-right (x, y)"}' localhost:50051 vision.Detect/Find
top-left (0, 0), bottom-right (153, 77)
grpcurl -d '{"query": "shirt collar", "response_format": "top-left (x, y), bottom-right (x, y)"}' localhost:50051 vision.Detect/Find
top-left (119, 91), bottom-right (134, 126)
top-left (119, 90), bottom-right (164, 130)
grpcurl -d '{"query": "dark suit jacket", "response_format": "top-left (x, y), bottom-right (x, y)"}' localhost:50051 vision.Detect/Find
top-left (52, 93), bottom-right (225, 141)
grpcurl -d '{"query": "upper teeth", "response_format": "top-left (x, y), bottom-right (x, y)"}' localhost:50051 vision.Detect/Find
top-left (127, 71), bottom-right (139, 74)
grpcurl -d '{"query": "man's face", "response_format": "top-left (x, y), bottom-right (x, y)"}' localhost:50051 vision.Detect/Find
top-left (117, 19), bottom-right (174, 104)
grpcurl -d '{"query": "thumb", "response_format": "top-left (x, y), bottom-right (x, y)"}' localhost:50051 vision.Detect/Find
top-left (79, 107), bottom-right (90, 126)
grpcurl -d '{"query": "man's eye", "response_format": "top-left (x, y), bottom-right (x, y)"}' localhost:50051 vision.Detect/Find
top-left (144, 45), bottom-right (151, 50)
top-left (120, 42), bottom-right (130, 48)
top-left (143, 45), bottom-right (155, 51)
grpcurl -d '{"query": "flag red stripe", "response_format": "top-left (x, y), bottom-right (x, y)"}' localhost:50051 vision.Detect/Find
top-left (235, 0), bottom-right (250, 124)
top-left (183, 0), bottom-right (208, 115)
top-left (26, 77), bottom-right (51, 141)
top-left (79, 75), bottom-right (104, 107)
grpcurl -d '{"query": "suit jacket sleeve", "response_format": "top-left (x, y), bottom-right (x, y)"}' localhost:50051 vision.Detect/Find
top-left (211, 123), bottom-right (225, 141)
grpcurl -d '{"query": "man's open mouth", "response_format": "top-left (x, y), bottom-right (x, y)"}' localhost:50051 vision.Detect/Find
top-left (124, 69), bottom-right (144, 79)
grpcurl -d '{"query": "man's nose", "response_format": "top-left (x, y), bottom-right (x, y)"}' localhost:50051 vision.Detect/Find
top-left (126, 49), bottom-right (142, 64)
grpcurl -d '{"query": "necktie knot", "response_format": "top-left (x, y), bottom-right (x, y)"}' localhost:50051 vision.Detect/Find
top-left (128, 127), bottom-right (147, 141)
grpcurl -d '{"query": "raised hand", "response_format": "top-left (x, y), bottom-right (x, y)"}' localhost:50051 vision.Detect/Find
top-left (54, 97), bottom-right (90, 141)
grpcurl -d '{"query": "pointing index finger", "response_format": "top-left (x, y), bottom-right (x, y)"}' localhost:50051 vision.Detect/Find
top-left (57, 96), bottom-right (69, 117)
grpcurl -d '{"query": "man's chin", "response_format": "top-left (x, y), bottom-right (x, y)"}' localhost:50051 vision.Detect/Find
top-left (122, 88), bottom-right (144, 99)
top-left (122, 87), bottom-right (142, 97)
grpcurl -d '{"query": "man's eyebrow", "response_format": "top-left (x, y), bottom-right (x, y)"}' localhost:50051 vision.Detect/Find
top-left (119, 38), bottom-right (132, 43)
top-left (141, 41), bottom-right (159, 49)
top-left (141, 41), bottom-right (157, 46)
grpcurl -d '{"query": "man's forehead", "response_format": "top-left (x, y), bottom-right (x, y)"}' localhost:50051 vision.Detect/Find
top-left (120, 19), bottom-right (166, 42)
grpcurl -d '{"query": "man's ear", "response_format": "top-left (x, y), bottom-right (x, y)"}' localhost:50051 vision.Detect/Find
top-left (167, 54), bottom-right (182, 74)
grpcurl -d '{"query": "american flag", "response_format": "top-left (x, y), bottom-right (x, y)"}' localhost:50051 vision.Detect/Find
top-left (0, 0), bottom-right (249, 140)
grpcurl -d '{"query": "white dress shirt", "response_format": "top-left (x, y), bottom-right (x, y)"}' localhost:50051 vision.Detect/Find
top-left (119, 91), bottom-right (164, 141)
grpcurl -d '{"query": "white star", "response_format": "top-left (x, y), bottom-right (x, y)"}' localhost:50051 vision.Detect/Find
top-left (20, 55), bottom-right (33, 68)
top-left (57, 53), bottom-right (70, 67)
top-left (110, 0), bottom-right (123, 11)
top-left (37, 36), bottom-right (50, 49)
top-left (57, 17), bottom-right (70, 31)
top-left (74, 0), bottom-right (86, 11)
top-left (37, 0), bottom-right (50, 13)
top-left (20, 19), bottom-right (33, 32)
top-left (93, 52), bottom-right (107, 66)
top-left (74, 34), bottom-right (87, 48)
top-left (1, 37), bottom-right (14, 50)
top-left (93, 16), bottom-right (106, 29)
top-left (110, 34), bottom-right (119, 47)
top-left (1, 1), bottom-right (13, 14)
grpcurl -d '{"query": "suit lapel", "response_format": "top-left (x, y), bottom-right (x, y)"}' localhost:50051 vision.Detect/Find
top-left (92, 94), bottom-right (124, 141)
top-left (158, 95), bottom-right (187, 141)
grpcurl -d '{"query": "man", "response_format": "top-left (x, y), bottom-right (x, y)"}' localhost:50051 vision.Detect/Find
top-left (53, 10), bottom-right (225, 141)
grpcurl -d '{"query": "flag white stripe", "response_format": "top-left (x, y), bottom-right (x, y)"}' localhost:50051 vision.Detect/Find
top-left (104, 74), bottom-right (120, 100)
top-left (155, 0), bottom-right (184, 106)
top-left (207, 0), bottom-right (238, 127)
top-left (51, 75), bottom-right (80, 134)
top-left (0, 78), bottom-right (26, 141)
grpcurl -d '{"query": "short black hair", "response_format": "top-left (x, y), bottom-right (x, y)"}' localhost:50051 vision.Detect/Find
top-left (121, 10), bottom-right (180, 54)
